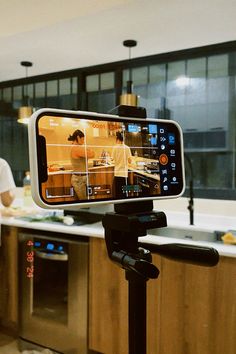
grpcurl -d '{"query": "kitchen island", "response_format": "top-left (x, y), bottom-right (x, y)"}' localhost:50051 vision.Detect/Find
top-left (0, 206), bottom-right (236, 354)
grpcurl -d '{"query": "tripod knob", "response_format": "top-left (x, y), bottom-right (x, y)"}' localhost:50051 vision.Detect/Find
top-left (112, 251), bottom-right (159, 279)
top-left (131, 258), bottom-right (159, 279)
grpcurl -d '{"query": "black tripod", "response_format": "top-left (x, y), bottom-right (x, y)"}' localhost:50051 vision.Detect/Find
top-left (102, 200), bottom-right (219, 354)
top-left (102, 103), bottom-right (219, 354)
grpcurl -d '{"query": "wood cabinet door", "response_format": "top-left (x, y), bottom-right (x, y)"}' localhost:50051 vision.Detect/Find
top-left (89, 238), bottom-right (128, 354)
top-left (88, 239), bottom-right (162, 354)
top-left (89, 239), bottom-right (236, 354)
top-left (0, 226), bottom-right (18, 333)
top-left (157, 257), bottom-right (236, 354)
top-left (88, 167), bottom-right (114, 199)
top-left (41, 173), bottom-right (77, 203)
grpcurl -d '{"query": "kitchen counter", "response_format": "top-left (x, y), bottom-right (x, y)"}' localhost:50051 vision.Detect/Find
top-left (1, 207), bottom-right (236, 258)
top-left (47, 164), bottom-right (159, 179)
top-left (47, 163), bottom-right (115, 174)
top-left (89, 163), bottom-right (114, 170)
top-left (128, 166), bottom-right (160, 180)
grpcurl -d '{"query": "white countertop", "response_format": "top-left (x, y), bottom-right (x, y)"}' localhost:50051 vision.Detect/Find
top-left (1, 206), bottom-right (236, 258)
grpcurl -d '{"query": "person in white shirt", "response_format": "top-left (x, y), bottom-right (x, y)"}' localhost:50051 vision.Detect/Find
top-left (111, 131), bottom-right (132, 199)
top-left (0, 158), bottom-right (16, 207)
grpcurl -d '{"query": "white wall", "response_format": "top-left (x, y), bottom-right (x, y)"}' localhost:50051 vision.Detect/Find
top-left (1, 0), bottom-right (236, 81)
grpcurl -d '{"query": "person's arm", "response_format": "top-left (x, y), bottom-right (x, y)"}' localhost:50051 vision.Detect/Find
top-left (73, 145), bottom-right (95, 159)
top-left (86, 147), bottom-right (95, 158)
top-left (1, 190), bottom-right (15, 207)
top-left (127, 147), bottom-right (132, 164)
top-left (0, 159), bottom-right (16, 207)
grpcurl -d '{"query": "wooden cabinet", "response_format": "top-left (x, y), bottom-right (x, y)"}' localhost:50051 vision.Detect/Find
top-left (41, 167), bottom-right (115, 202)
top-left (1, 226), bottom-right (236, 354)
top-left (88, 166), bottom-right (114, 199)
top-left (0, 226), bottom-right (18, 334)
top-left (89, 238), bottom-right (128, 354)
top-left (156, 256), bottom-right (236, 354)
top-left (89, 238), bottom-right (236, 354)
top-left (41, 173), bottom-right (77, 203)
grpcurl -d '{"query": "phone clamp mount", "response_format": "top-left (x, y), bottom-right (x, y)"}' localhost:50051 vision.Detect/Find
top-left (102, 104), bottom-right (219, 354)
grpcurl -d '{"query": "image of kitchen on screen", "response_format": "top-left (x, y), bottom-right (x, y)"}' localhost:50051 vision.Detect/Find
top-left (28, 109), bottom-right (185, 208)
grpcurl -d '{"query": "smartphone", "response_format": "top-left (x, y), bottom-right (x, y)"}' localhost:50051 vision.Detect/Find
top-left (28, 108), bottom-right (185, 208)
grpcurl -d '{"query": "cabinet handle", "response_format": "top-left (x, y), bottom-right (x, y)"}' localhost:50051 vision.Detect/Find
top-left (45, 187), bottom-right (74, 199)
top-left (35, 250), bottom-right (68, 261)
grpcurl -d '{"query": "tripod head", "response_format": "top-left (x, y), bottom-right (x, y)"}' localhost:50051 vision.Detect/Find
top-left (103, 200), bottom-right (219, 281)
top-left (103, 200), bottom-right (166, 279)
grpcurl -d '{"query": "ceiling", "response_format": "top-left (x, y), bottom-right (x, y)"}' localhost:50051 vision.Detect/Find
top-left (0, 0), bottom-right (236, 83)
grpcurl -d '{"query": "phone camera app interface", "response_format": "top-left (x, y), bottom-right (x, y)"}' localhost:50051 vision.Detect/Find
top-left (37, 114), bottom-right (183, 204)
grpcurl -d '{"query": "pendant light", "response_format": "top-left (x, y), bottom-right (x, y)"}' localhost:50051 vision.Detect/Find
top-left (120, 39), bottom-right (138, 106)
top-left (17, 61), bottom-right (33, 124)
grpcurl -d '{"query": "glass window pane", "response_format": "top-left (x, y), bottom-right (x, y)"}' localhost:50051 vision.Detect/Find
top-left (149, 64), bottom-right (166, 84)
top-left (206, 153), bottom-right (232, 188)
top-left (134, 85), bottom-right (148, 108)
top-left (132, 66), bottom-right (148, 86)
top-left (72, 77), bottom-right (78, 94)
top-left (58, 78), bottom-right (77, 110)
top-left (187, 58), bottom-right (206, 78)
top-left (3, 87), bottom-right (11, 102)
top-left (35, 82), bottom-right (46, 108)
top-left (87, 91), bottom-right (115, 113)
top-left (167, 61), bottom-right (185, 81)
top-left (47, 80), bottom-right (58, 108)
top-left (13, 86), bottom-right (22, 109)
top-left (24, 84), bottom-right (33, 98)
top-left (100, 72), bottom-right (114, 90)
top-left (123, 67), bottom-right (148, 87)
top-left (35, 82), bottom-right (46, 98)
top-left (13, 86), bottom-right (22, 100)
top-left (47, 80), bottom-right (58, 97)
top-left (122, 69), bottom-right (129, 87)
top-left (145, 83), bottom-right (167, 118)
top-left (59, 78), bottom-right (71, 95)
top-left (86, 75), bottom-right (99, 92)
top-left (185, 78), bottom-right (206, 105)
top-left (23, 84), bottom-right (34, 107)
top-left (208, 54), bottom-right (228, 78)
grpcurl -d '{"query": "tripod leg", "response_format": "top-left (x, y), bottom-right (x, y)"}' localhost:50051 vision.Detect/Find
top-left (126, 271), bottom-right (147, 354)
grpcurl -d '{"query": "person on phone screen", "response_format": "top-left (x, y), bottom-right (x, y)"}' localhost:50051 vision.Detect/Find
top-left (0, 158), bottom-right (16, 207)
top-left (111, 131), bottom-right (132, 199)
top-left (68, 130), bottom-right (95, 200)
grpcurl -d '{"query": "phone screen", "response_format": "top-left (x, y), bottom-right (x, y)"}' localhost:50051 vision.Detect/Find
top-left (29, 110), bottom-right (185, 207)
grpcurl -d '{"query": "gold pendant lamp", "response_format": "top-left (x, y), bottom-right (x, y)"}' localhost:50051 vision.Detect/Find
top-left (17, 61), bottom-right (33, 124)
top-left (120, 40), bottom-right (138, 106)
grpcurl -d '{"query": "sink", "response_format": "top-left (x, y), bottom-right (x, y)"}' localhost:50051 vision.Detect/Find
top-left (148, 226), bottom-right (217, 242)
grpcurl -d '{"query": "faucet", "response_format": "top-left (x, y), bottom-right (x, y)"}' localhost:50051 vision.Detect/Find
top-left (184, 153), bottom-right (194, 225)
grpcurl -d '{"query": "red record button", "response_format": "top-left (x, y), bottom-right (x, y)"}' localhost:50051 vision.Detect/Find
top-left (159, 154), bottom-right (168, 165)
